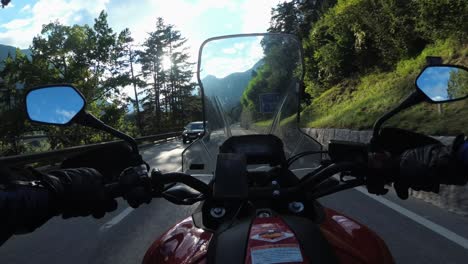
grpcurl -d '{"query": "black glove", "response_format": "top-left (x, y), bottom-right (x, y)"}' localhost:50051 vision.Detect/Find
top-left (43, 168), bottom-right (118, 218)
top-left (61, 143), bottom-right (153, 209)
top-left (118, 165), bottom-right (152, 208)
top-left (61, 143), bottom-right (140, 181)
top-left (395, 135), bottom-right (468, 199)
top-left (1, 165), bottom-right (56, 241)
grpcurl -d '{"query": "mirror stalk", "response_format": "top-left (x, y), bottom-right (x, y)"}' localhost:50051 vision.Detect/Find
top-left (370, 90), bottom-right (425, 150)
top-left (74, 112), bottom-right (140, 156)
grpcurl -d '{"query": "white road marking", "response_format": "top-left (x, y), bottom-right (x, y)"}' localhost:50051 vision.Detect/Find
top-left (354, 186), bottom-right (468, 250)
top-left (99, 207), bottom-right (134, 232)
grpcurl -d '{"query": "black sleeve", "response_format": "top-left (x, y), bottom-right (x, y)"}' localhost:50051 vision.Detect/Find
top-left (0, 187), bottom-right (56, 246)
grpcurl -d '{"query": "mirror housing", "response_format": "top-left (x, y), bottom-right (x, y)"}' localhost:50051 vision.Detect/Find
top-left (25, 84), bottom-right (141, 158)
top-left (416, 65), bottom-right (468, 103)
top-left (25, 84), bottom-right (85, 126)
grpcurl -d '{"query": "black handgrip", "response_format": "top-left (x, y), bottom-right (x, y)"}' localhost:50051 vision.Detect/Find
top-left (105, 182), bottom-right (124, 198)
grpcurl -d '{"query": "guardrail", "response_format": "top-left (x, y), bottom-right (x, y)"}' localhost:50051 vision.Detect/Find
top-left (0, 131), bottom-right (181, 166)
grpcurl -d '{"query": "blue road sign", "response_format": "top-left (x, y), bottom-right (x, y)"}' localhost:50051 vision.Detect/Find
top-left (259, 93), bottom-right (281, 113)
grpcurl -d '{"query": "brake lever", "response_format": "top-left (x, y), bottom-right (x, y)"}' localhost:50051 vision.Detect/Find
top-left (339, 171), bottom-right (350, 182)
top-left (161, 192), bottom-right (205, 205)
top-left (339, 171), bottom-right (365, 182)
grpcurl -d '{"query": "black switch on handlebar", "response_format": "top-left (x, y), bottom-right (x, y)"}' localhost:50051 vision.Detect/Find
top-left (328, 140), bottom-right (368, 164)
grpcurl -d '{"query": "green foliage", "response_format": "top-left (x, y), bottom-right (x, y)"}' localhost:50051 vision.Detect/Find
top-left (268, 0), bottom-right (337, 39)
top-left (268, 0), bottom-right (467, 135)
top-left (305, 0), bottom-right (423, 87)
top-left (241, 36), bottom-right (302, 125)
top-left (302, 40), bottom-right (468, 134)
top-left (414, 0), bottom-right (468, 41)
top-left (447, 68), bottom-right (468, 100)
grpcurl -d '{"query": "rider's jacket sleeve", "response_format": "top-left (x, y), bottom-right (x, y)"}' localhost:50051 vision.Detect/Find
top-left (457, 142), bottom-right (468, 168)
top-left (0, 187), bottom-right (54, 246)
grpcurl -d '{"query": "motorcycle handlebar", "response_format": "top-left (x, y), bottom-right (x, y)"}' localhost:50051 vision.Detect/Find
top-left (104, 162), bottom-right (372, 201)
top-left (104, 171), bottom-right (210, 199)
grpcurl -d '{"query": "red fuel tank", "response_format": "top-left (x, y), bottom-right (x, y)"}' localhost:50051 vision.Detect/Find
top-left (320, 208), bottom-right (395, 264)
top-left (143, 208), bottom-right (394, 264)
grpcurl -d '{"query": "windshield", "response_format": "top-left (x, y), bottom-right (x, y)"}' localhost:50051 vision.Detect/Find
top-left (189, 123), bottom-right (204, 130)
top-left (183, 34), bottom-right (322, 174)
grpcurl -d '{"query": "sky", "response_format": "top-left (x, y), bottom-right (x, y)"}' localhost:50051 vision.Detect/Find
top-left (0, 0), bottom-right (285, 99)
top-left (416, 66), bottom-right (455, 102)
top-left (27, 86), bottom-right (84, 124)
top-left (0, 0), bottom-right (283, 52)
top-left (200, 35), bottom-right (264, 79)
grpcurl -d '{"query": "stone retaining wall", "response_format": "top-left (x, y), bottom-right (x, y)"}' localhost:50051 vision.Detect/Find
top-left (302, 128), bottom-right (468, 216)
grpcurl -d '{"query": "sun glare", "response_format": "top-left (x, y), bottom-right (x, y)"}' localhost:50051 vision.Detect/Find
top-left (162, 56), bottom-right (172, 70)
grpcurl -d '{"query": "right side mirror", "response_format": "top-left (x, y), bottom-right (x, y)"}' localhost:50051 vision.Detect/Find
top-left (416, 65), bottom-right (468, 103)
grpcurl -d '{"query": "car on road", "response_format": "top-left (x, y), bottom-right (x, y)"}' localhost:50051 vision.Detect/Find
top-left (182, 121), bottom-right (209, 144)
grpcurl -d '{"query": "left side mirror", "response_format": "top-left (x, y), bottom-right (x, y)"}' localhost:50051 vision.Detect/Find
top-left (26, 85), bottom-right (86, 125)
top-left (416, 65), bottom-right (468, 103)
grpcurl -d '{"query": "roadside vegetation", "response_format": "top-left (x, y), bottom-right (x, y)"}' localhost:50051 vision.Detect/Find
top-left (268, 0), bottom-right (467, 135)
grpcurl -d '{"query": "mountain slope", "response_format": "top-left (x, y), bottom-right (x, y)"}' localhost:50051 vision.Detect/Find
top-left (201, 60), bottom-right (263, 108)
top-left (0, 44), bottom-right (31, 70)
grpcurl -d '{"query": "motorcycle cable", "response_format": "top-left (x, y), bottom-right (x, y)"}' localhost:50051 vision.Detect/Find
top-left (286, 150), bottom-right (328, 168)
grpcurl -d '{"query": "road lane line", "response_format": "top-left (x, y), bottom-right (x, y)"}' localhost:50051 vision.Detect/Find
top-left (99, 207), bottom-right (134, 232)
top-left (355, 186), bottom-right (468, 250)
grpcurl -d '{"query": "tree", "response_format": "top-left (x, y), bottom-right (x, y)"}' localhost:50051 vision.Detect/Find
top-left (138, 18), bottom-right (166, 132)
top-left (268, 0), bottom-right (337, 40)
top-left (138, 18), bottom-right (197, 133)
top-left (447, 69), bottom-right (468, 100)
top-left (0, 10), bottom-right (201, 154)
top-left (0, 50), bottom-right (31, 155)
top-left (4, 11), bottom-right (136, 149)
top-left (414, 0), bottom-right (468, 42)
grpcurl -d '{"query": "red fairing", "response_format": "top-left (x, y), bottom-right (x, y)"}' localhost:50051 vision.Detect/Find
top-left (142, 217), bottom-right (213, 264)
top-left (320, 208), bottom-right (395, 264)
top-left (244, 217), bottom-right (307, 264)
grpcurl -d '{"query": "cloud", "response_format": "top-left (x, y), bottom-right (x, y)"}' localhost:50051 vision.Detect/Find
top-left (240, 0), bottom-right (282, 33)
top-left (4, 3), bottom-right (14, 9)
top-left (54, 108), bottom-right (77, 123)
top-left (1, 0), bottom-right (281, 50)
top-left (432, 95), bottom-right (446, 101)
top-left (201, 37), bottom-right (264, 78)
top-left (222, 48), bottom-right (237, 54)
top-left (2, 18), bottom-right (33, 30)
top-left (20, 4), bottom-right (31, 12)
top-left (234, 43), bottom-right (246, 50)
top-left (0, 0), bottom-right (110, 48)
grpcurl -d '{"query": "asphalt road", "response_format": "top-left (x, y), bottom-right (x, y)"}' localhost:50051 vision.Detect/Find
top-left (1, 139), bottom-right (468, 263)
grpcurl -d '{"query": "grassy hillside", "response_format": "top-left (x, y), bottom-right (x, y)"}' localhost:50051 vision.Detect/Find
top-left (301, 38), bottom-right (468, 135)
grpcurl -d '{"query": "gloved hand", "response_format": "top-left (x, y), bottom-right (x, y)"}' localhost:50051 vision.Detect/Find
top-left (61, 143), bottom-right (153, 208)
top-left (61, 143), bottom-right (141, 181)
top-left (43, 168), bottom-right (118, 218)
top-left (118, 165), bottom-right (152, 208)
top-left (395, 135), bottom-right (468, 199)
top-left (1, 164), bottom-right (55, 238)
